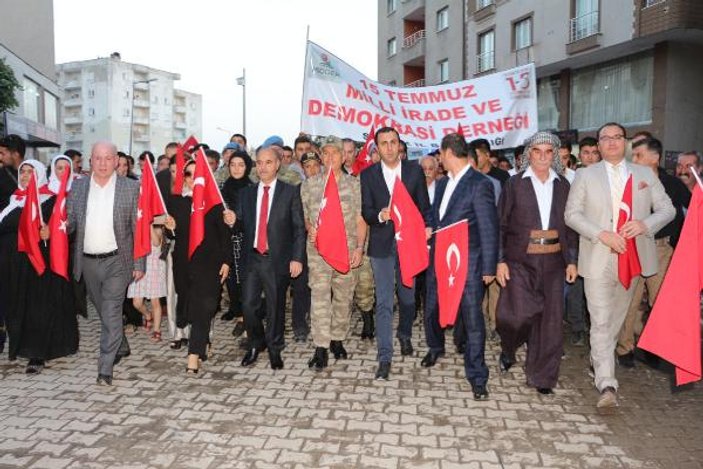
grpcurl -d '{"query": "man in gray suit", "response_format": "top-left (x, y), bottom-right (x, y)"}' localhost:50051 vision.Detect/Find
top-left (67, 141), bottom-right (145, 385)
top-left (565, 122), bottom-right (674, 408)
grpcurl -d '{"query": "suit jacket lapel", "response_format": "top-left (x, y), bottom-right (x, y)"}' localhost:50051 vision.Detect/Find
top-left (269, 181), bottom-right (284, 222)
top-left (520, 175), bottom-right (543, 229)
top-left (595, 161), bottom-right (613, 221)
top-left (376, 164), bottom-right (390, 202)
top-left (113, 176), bottom-right (122, 230)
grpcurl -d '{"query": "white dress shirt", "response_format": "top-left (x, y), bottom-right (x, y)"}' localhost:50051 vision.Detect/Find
top-left (254, 178), bottom-right (277, 248)
top-left (84, 173), bottom-right (118, 254)
top-left (605, 161), bottom-right (629, 230)
top-left (523, 166), bottom-right (558, 230)
top-left (379, 161), bottom-right (402, 222)
top-left (439, 163), bottom-right (472, 221)
top-left (427, 180), bottom-right (436, 205)
top-left (564, 167), bottom-right (576, 184)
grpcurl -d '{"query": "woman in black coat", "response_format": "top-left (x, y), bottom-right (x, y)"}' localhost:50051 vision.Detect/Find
top-left (166, 159), bottom-right (233, 373)
top-left (219, 150), bottom-right (253, 336)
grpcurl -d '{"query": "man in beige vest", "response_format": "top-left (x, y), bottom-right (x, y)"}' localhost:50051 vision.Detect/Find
top-left (565, 122), bottom-right (674, 408)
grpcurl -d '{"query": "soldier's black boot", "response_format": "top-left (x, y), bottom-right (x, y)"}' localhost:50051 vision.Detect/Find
top-left (308, 347), bottom-right (328, 371)
top-left (330, 340), bottom-right (348, 359)
top-left (361, 310), bottom-right (375, 340)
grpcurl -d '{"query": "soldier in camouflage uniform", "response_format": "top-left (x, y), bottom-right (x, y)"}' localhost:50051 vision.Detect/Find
top-left (301, 136), bottom-right (366, 370)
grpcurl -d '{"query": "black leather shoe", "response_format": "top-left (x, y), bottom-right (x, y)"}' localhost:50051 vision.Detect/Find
top-left (472, 384), bottom-right (489, 400)
top-left (375, 361), bottom-right (391, 380)
top-left (330, 341), bottom-right (348, 359)
top-left (399, 338), bottom-right (414, 356)
top-left (96, 374), bottom-right (113, 386)
top-left (240, 348), bottom-right (260, 367)
top-left (537, 387), bottom-right (554, 395)
top-left (617, 351), bottom-right (635, 368)
top-left (498, 352), bottom-right (515, 373)
top-left (308, 347), bottom-right (328, 371)
top-left (269, 350), bottom-right (284, 370)
top-left (231, 321), bottom-right (245, 338)
top-left (113, 350), bottom-right (130, 366)
top-left (421, 350), bottom-right (444, 368)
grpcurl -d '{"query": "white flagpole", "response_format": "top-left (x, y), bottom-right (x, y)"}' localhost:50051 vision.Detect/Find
top-left (299, 25), bottom-right (310, 132)
top-left (691, 166), bottom-right (703, 191)
top-left (197, 148), bottom-right (228, 209)
top-left (316, 166), bottom-right (332, 227)
top-left (147, 161), bottom-right (168, 216)
top-left (431, 218), bottom-right (468, 235)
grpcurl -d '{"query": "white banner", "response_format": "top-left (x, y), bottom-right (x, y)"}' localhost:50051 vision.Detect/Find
top-left (301, 41), bottom-right (538, 151)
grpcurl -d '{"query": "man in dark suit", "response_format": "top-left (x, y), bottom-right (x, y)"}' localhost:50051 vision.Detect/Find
top-left (360, 127), bottom-right (431, 380)
top-left (421, 133), bottom-right (498, 400)
top-left (66, 141), bottom-right (145, 386)
top-left (235, 146), bottom-right (306, 369)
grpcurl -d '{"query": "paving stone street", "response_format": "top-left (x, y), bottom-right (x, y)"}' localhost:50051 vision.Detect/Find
top-left (1, 306), bottom-right (702, 469)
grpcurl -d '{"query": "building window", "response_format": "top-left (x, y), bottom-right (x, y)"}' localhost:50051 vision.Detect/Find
top-left (514, 17), bottom-right (532, 50)
top-left (643, 0), bottom-right (665, 7)
top-left (88, 89), bottom-right (95, 98)
top-left (439, 59), bottom-right (449, 83)
top-left (570, 0), bottom-right (599, 42)
top-left (387, 37), bottom-right (397, 57)
top-left (477, 30), bottom-right (495, 73)
top-left (23, 78), bottom-right (41, 122)
top-left (570, 54), bottom-right (653, 130)
top-left (537, 77), bottom-right (561, 130)
top-left (387, 0), bottom-right (397, 14)
top-left (436, 7), bottom-right (449, 32)
top-left (43, 91), bottom-right (58, 130)
top-left (477, 0), bottom-right (494, 10)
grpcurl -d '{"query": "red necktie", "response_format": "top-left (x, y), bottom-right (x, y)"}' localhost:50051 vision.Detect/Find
top-left (256, 186), bottom-right (270, 254)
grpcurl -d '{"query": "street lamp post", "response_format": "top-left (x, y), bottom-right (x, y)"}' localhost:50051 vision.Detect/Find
top-left (129, 78), bottom-right (157, 156)
top-left (236, 68), bottom-right (246, 136)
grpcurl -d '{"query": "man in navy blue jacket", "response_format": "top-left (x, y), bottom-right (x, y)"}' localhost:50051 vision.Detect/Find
top-left (421, 133), bottom-right (498, 400)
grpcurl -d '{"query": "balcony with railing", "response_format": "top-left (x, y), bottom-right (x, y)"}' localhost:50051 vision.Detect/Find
top-left (405, 78), bottom-right (426, 88)
top-left (400, 29), bottom-right (426, 66)
top-left (64, 114), bottom-right (83, 125)
top-left (477, 51), bottom-right (495, 74)
top-left (569, 11), bottom-right (599, 42)
top-left (403, 29), bottom-right (426, 49)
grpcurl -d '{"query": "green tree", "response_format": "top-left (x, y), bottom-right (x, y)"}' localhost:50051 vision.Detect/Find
top-left (0, 57), bottom-right (21, 113)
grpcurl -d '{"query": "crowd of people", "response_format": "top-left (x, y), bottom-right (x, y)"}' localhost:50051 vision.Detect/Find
top-left (0, 122), bottom-right (699, 408)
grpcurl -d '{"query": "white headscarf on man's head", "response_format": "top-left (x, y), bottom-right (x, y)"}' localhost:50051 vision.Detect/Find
top-left (518, 131), bottom-right (565, 175)
top-left (47, 154), bottom-right (74, 194)
top-left (0, 159), bottom-right (50, 224)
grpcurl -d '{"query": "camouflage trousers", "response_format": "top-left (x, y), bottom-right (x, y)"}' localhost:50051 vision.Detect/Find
top-left (354, 254), bottom-right (375, 313)
top-left (308, 250), bottom-right (359, 348)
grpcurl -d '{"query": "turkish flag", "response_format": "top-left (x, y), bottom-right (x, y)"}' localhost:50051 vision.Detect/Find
top-left (315, 169), bottom-right (349, 273)
top-left (183, 135), bottom-right (199, 153)
top-left (189, 148), bottom-right (224, 259)
top-left (456, 122), bottom-right (465, 138)
top-left (390, 176), bottom-right (429, 287)
top-left (172, 143), bottom-right (186, 196)
top-left (351, 126), bottom-right (375, 176)
top-left (48, 169), bottom-right (70, 279)
top-left (434, 220), bottom-right (469, 327)
top-left (18, 172), bottom-right (46, 275)
top-left (134, 158), bottom-right (167, 259)
top-left (638, 184), bottom-right (703, 385)
top-left (617, 175), bottom-right (641, 288)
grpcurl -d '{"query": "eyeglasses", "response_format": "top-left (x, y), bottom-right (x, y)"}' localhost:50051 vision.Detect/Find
top-left (598, 135), bottom-right (625, 143)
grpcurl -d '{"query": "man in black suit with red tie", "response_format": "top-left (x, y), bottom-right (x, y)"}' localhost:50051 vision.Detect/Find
top-left (235, 145), bottom-right (306, 369)
top-left (360, 127), bottom-right (431, 380)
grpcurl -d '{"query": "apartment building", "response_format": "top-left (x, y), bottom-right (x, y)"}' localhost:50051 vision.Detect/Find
top-left (57, 53), bottom-right (202, 158)
top-left (0, 0), bottom-right (61, 160)
top-left (379, 0), bottom-right (703, 159)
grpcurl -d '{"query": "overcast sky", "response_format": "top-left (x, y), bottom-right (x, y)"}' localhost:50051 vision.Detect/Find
top-left (54, 0), bottom-right (378, 151)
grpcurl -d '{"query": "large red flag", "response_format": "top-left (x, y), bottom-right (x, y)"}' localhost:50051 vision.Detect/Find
top-left (638, 184), bottom-right (703, 385)
top-left (134, 159), bottom-right (167, 259)
top-left (48, 169), bottom-right (70, 279)
top-left (315, 169), bottom-right (349, 273)
top-left (617, 175), bottom-right (641, 289)
top-left (182, 135), bottom-right (199, 153)
top-left (18, 172), bottom-right (46, 275)
top-left (172, 144), bottom-right (186, 196)
top-left (390, 176), bottom-right (429, 287)
top-left (434, 220), bottom-right (469, 327)
top-left (189, 148), bottom-right (224, 259)
top-left (351, 126), bottom-right (375, 176)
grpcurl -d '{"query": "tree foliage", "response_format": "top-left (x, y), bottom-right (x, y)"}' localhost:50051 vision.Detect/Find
top-left (0, 57), bottom-right (21, 114)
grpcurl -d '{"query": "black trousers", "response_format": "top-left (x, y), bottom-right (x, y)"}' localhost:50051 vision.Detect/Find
top-left (242, 253), bottom-right (289, 352)
top-left (291, 262), bottom-right (310, 336)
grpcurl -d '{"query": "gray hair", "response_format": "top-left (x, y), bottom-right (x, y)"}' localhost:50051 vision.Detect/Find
top-left (419, 155), bottom-right (438, 169)
top-left (518, 131), bottom-right (565, 175)
top-left (678, 151), bottom-right (702, 166)
top-left (91, 140), bottom-right (118, 157)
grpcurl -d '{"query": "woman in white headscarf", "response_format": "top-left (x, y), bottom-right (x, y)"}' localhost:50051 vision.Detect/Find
top-left (0, 157), bottom-right (79, 374)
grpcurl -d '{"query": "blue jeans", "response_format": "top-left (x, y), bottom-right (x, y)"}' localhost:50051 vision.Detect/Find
top-left (370, 246), bottom-right (416, 364)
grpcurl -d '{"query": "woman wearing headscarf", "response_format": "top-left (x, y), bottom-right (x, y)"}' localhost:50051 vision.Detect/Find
top-left (165, 159), bottom-right (232, 373)
top-left (219, 150), bottom-right (253, 336)
top-left (0, 157), bottom-right (79, 373)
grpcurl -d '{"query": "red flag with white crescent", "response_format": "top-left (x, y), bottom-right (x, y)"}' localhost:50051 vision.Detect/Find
top-left (315, 169), bottom-right (349, 273)
top-left (351, 125), bottom-right (375, 176)
top-left (617, 175), bottom-right (641, 288)
top-left (49, 169), bottom-right (70, 279)
top-left (188, 148), bottom-right (224, 259)
top-left (134, 159), bottom-right (168, 259)
top-left (390, 175), bottom-right (429, 287)
top-left (18, 172), bottom-right (46, 275)
top-left (434, 220), bottom-right (469, 327)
